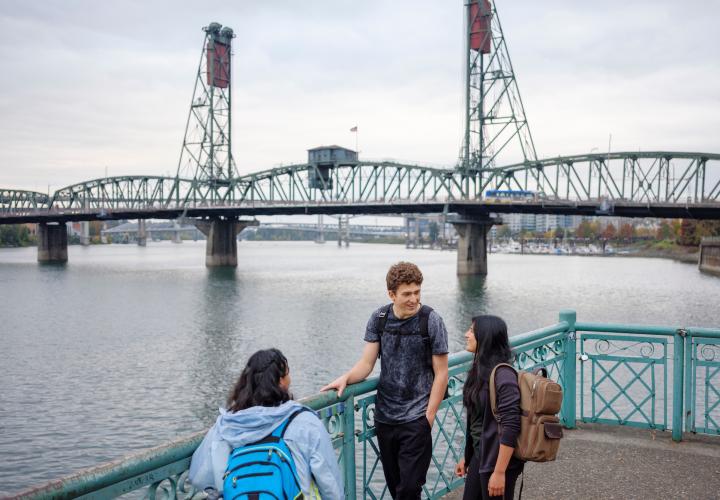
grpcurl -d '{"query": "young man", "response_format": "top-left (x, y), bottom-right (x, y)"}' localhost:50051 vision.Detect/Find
top-left (322, 262), bottom-right (449, 499)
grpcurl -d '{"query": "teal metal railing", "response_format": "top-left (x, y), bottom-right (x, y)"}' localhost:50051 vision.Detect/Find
top-left (14, 311), bottom-right (720, 499)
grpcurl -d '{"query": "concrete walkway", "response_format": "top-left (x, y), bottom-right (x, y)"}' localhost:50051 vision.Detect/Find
top-left (442, 423), bottom-right (720, 499)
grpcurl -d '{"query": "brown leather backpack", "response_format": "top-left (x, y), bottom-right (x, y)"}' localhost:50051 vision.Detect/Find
top-left (489, 364), bottom-right (564, 462)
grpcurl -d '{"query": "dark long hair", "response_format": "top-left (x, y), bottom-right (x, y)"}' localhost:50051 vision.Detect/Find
top-left (226, 348), bottom-right (291, 412)
top-left (462, 315), bottom-right (513, 412)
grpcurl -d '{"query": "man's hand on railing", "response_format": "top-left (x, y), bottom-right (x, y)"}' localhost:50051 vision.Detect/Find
top-left (321, 374), bottom-right (349, 397)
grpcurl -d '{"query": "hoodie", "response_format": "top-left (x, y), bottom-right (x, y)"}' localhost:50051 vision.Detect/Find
top-left (188, 400), bottom-right (344, 499)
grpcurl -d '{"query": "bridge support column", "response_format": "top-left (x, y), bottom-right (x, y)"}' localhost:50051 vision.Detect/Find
top-left (194, 217), bottom-right (258, 267)
top-left (172, 220), bottom-right (182, 244)
top-left (37, 223), bottom-right (68, 264)
top-left (80, 221), bottom-right (90, 246)
top-left (451, 217), bottom-right (497, 275)
top-left (137, 219), bottom-right (147, 247)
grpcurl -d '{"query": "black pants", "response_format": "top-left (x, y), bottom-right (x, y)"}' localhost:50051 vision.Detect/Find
top-left (462, 453), bottom-right (523, 500)
top-left (374, 416), bottom-right (433, 500)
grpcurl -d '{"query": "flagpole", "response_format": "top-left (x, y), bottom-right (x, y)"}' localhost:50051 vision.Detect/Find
top-left (350, 125), bottom-right (359, 155)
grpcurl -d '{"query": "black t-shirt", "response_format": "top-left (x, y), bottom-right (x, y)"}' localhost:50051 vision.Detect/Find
top-left (364, 305), bottom-right (449, 424)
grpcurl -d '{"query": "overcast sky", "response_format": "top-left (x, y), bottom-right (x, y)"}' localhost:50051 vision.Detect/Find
top-left (1, 0), bottom-right (718, 192)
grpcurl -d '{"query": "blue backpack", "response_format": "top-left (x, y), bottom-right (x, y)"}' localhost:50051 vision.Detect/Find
top-left (223, 408), bottom-right (311, 500)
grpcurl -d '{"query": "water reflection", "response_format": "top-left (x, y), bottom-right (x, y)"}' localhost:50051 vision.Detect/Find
top-left (189, 267), bottom-right (243, 423)
top-left (454, 274), bottom-right (488, 330)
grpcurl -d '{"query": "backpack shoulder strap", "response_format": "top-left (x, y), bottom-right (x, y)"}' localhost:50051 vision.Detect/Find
top-left (419, 305), bottom-right (434, 367)
top-left (377, 303), bottom-right (392, 333)
top-left (376, 304), bottom-right (393, 358)
top-left (418, 305), bottom-right (433, 340)
top-left (489, 363), bottom-right (517, 418)
top-left (271, 407), bottom-right (315, 439)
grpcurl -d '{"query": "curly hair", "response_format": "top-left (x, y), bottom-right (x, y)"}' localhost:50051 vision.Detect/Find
top-left (386, 261), bottom-right (423, 292)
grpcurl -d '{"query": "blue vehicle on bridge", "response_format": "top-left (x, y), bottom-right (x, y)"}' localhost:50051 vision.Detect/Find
top-left (484, 189), bottom-right (537, 200)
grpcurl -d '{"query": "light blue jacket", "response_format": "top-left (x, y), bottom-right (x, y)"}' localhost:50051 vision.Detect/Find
top-left (188, 400), bottom-right (344, 499)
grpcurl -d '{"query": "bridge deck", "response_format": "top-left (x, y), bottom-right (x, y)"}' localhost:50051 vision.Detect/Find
top-left (4, 199), bottom-right (720, 224)
top-left (442, 423), bottom-right (720, 499)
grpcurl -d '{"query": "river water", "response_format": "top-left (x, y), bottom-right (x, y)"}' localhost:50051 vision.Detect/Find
top-left (1, 241), bottom-right (718, 494)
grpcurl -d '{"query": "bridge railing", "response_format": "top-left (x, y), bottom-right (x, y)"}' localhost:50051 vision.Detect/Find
top-left (14, 311), bottom-right (720, 499)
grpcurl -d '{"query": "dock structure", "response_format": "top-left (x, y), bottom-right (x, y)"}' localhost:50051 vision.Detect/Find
top-left (699, 237), bottom-right (720, 276)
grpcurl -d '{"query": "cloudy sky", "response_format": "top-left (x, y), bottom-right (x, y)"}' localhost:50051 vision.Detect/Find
top-left (1, 0), bottom-right (718, 192)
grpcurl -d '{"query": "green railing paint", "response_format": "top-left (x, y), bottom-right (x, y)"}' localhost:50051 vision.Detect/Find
top-left (13, 311), bottom-right (720, 499)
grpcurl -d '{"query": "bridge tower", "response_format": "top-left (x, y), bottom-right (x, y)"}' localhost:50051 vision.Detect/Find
top-left (177, 23), bottom-right (256, 266)
top-left (455, 0), bottom-right (538, 274)
top-left (177, 22), bottom-right (237, 188)
top-left (460, 0), bottom-right (537, 175)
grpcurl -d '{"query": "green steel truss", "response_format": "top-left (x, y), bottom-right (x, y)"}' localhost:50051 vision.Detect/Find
top-left (460, 0), bottom-right (537, 172)
top-left (2, 151), bottom-right (719, 217)
top-left (0, 189), bottom-right (50, 213)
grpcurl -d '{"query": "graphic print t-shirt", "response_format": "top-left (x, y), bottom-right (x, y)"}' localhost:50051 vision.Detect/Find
top-left (364, 305), bottom-right (449, 424)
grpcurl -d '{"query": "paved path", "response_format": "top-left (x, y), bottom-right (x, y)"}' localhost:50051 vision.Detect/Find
top-left (442, 423), bottom-right (720, 499)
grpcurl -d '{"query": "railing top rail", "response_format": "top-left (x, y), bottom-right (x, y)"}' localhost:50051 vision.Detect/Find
top-left (13, 431), bottom-right (205, 500)
top-left (576, 322), bottom-right (720, 339)
top-left (686, 327), bottom-right (720, 339)
top-left (510, 322), bottom-right (569, 347)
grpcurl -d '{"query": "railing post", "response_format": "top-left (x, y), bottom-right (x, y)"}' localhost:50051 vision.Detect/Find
top-left (672, 329), bottom-right (686, 442)
top-left (342, 396), bottom-right (357, 499)
top-left (684, 334), bottom-right (693, 432)
top-left (560, 309), bottom-right (577, 429)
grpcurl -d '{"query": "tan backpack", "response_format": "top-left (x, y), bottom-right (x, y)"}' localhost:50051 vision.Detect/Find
top-left (489, 364), bottom-right (564, 462)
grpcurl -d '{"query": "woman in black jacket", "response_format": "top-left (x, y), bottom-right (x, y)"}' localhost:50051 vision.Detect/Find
top-left (455, 315), bottom-right (523, 499)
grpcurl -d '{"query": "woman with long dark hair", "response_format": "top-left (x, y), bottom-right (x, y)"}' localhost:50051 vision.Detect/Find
top-left (455, 316), bottom-right (524, 499)
top-left (189, 348), bottom-right (343, 499)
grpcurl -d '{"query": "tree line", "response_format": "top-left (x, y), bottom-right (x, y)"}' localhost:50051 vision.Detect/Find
top-left (495, 219), bottom-right (720, 246)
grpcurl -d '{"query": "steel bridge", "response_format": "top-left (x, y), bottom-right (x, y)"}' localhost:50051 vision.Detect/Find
top-left (1, 1), bottom-right (719, 270)
top-left (3, 152), bottom-right (720, 223)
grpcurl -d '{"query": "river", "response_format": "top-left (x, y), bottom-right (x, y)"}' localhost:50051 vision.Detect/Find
top-left (1, 241), bottom-right (718, 494)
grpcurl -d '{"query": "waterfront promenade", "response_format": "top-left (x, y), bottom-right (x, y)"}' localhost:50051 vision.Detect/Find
top-left (444, 423), bottom-right (720, 499)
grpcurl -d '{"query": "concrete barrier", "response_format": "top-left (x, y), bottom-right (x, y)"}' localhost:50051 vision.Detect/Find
top-left (699, 237), bottom-right (720, 276)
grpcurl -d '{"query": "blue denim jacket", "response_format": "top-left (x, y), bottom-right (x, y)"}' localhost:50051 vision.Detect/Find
top-left (188, 400), bottom-right (344, 499)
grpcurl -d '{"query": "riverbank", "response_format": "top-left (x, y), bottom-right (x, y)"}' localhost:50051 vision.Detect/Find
top-left (615, 241), bottom-right (699, 264)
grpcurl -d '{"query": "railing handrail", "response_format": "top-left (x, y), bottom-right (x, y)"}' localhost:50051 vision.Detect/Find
top-left (577, 321), bottom-right (720, 338)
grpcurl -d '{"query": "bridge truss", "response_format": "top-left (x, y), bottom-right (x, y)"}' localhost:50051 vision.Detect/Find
top-left (2, 152), bottom-right (719, 219)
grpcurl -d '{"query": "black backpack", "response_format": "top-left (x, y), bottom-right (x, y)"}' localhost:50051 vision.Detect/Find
top-left (376, 304), bottom-right (434, 368)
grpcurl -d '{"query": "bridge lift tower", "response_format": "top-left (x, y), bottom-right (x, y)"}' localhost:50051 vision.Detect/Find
top-left (177, 22), bottom-right (257, 266)
top-left (454, 0), bottom-right (538, 274)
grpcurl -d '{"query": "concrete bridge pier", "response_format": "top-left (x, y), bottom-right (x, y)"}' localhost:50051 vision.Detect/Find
top-left (37, 222), bottom-right (68, 264)
top-left (194, 217), bottom-right (259, 267)
top-left (699, 237), bottom-right (720, 276)
top-left (172, 220), bottom-right (182, 244)
top-left (451, 217), bottom-right (497, 275)
top-left (80, 221), bottom-right (90, 246)
top-left (137, 219), bottom-right (147, 247)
